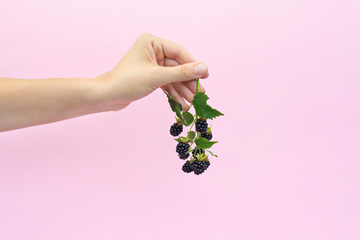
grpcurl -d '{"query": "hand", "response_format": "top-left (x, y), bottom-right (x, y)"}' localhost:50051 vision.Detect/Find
top-left (95, 33), bottom-right (209, 111)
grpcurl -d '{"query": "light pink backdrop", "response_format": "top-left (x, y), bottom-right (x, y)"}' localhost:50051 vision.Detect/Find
top-left (1, 0), bottom-right (359, 239)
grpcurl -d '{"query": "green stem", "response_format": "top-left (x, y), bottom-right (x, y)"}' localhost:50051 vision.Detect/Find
top-left (188, 115), bottom-right (197, 132)
top-left (196, 78), bottom-right (200, 92)
top-left (187, 103), bottom-right (193, 110)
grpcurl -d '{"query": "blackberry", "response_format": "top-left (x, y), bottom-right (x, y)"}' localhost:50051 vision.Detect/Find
top-left (201, 132), bottom-right (213, 140)
top-left (192, 148), bottom-right (204, 157)
top-left (195, 119), bottom-right (208, 133)
top-left (170, 123), bottom-right (183, 136)
top-left (182, 161), bottom-right (192, 173)
top-left (191, 159), bottom-right (205, 175)
top-left (200, 160), bottom-right (210, 170)
top-left (194, 168), bottom-right (205, 175)
top-left (176, 142), bottom-right (190, 155)
top-left (179, 153), bottom-right (190, 160)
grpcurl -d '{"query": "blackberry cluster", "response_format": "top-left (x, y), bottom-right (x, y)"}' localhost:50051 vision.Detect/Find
top-left (170, 122), bottom-right (183, 136)
top-left (181, 148), bottom-right (211, 175)
top-left (176, 142), bottom-right (190, 155)
top-left (201, 132), bottom-right (213, 140)
top-left (190, 160), bottom-right (210, 175)
top-left (195, 119), bottom-right (208, 133)
top-left (170, 117), bottom-right (215, 175)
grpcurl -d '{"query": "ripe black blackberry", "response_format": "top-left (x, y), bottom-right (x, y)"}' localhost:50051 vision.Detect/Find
top-left (200, 160), bottom-right (210, 170)
top-left (195, 119), bottom-right (208, 133)
top-left (192, 148), bottom-right (204, 157)
top-left (176, 142), bottom-right (190, 155)
top-left (182, 161), bottom-right (192, 173)
top-left (201, 132), bottom-right (213, 140)
top-left (178, 153), bottom-right (190, 160)
top-left (169, 122), bottom-right (183, 136)
top-left (191, 159), bottom-right (205, 175)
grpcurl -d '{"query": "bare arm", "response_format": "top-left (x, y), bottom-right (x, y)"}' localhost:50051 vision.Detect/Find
top-left (0, 77), bottom-right (104, 131)
top-left (0, 33), bottom-right (208, 132)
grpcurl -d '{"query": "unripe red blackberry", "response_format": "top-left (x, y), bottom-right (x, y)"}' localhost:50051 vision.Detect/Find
top-left (195, 119), bottom-right (208, 133)
top-left (169, 122), bottom-right (183, 136)
top-left (176, 142), bottom-right (190, 155)
top-left (182, 161), bottom-right (192, 173)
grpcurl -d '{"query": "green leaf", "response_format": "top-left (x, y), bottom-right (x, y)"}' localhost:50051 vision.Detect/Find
top-left (195, 137), bottom-right (218, 149)
top-left (175, 136), bottom-right (188, 143)
top-left (193, 92), bottom-right (224, 120)
top-left (206, 149), bottom-right (218, 158)
top-left (165, 91), bottom-right (185, 122)
top-left (165, 91), bottom-right (182, 112)
top-left (182, 111), bottom-right (194, 126)
top-left (187, 131), bottom-right (196, 140)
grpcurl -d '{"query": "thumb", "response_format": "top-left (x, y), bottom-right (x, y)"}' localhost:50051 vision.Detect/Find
top-left (155, 62), bottom-right (208, 85)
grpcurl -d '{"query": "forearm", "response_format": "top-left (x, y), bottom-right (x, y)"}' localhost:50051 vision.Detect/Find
top-left (0, 77), bottom-right (106, 132)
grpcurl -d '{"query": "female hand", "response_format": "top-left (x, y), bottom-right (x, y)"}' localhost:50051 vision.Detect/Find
top-left (95, 33), bottom-right (209, 111)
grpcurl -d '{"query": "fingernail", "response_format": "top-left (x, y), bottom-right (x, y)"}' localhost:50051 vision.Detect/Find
top-left (194, 63), bottom-right (208, 76)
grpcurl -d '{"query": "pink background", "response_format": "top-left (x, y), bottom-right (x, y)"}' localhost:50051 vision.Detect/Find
top-left (1, 0), bottom-right (360, 239)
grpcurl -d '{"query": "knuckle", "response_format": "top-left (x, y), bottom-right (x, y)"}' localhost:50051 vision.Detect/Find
top-left (180, 65), bottom-right (188, 80)
top-left (173, 47), bottom-right (181, 56)
top-left (138, 33), bottom-right (153, 41)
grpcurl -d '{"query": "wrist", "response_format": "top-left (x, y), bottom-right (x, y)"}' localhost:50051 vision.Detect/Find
top-left (88, 71), bottom-right (130, 112)
top-left (84, 75), bottom-right (112, 113)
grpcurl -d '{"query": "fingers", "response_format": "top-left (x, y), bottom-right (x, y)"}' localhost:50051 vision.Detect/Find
top-left (200, 72), bottom-right (210, 79)
top-left (158, 37), bottom-right (197, 64)
top-left (164, 58), bottom-right (179, 67)
top-left (156, 62), bottom-right (209, 85)
top-left (164, 58), bottom-right (209, 80)
top-left (173, 82), bottom-right (195, 104)
top-left (138, 34), bottom-right (209, 85)
top-left (158, 37), bottom-right (209, 80)
top-left (164, 57), bottom-right (206, 93)
top-left (183, 79), bottom-right (206, 94)
top-left (138, 33), bottom-right (196, 64)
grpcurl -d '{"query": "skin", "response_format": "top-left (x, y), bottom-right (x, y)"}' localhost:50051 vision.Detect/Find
top-left (0, 33), bottom-right (209, 132)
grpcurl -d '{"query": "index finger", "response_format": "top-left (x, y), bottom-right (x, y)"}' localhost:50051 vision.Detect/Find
top-left (157, 37), bottom-right (198, 64)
